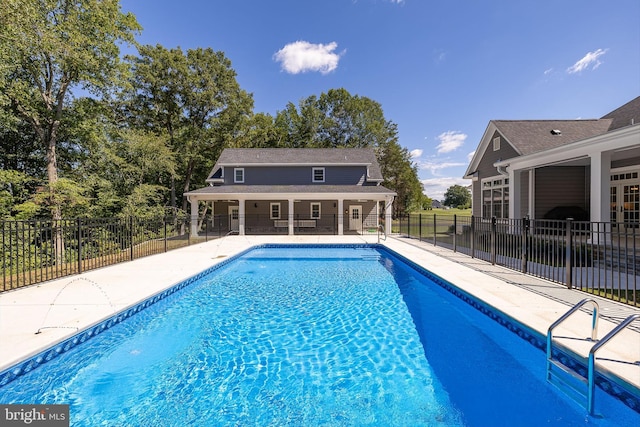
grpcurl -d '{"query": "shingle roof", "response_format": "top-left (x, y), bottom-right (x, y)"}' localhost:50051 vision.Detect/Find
top-left (208, 148), bottom-right (383, 181)
top-left (601, 95), bottom-right (640, 131)
top-left (493, 119), bottom-right (613, 155)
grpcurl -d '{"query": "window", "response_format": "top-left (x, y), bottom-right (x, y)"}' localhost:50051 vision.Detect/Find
top-left (312, 167), bottom-right (325, 183)
top-left (493, 137), bottom-right (501, 151)
top-left (481, 177), bottom-right (509, 219)
top-left (310, 203), bottom-right (321, 219)
top-left (234, 168), bottom-right (244, 183)
top-left (270, 203), bottom-right (281, 220)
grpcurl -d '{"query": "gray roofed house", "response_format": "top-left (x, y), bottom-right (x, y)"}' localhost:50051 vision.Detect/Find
top-left (185, 148), bottom-right (396, 236)
top-left (464, 96), bottom-right (640, 226)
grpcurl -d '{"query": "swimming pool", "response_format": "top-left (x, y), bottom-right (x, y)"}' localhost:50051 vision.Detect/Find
top-left (0, 245), bottom-right (638, 426)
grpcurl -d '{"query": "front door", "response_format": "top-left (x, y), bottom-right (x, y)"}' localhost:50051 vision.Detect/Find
top-left (611, 184), bottom-right (640, 230)
top-left (349, 205), bottom-right (362, 231)
top-left (229, 206), bottom-right (239, 232)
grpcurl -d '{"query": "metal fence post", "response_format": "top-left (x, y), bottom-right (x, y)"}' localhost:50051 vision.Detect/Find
top-left (565, 218), bottom-right (573, 289)
top-left (521, 216), bottom-right (529, 274)
top-left (130, 216), bottom-right (134, 261)
top-left (433, 213), bottom-right (437, 246)
top-left (453, 215), bottom-right (457, 253)
top-left (471, 215), bottom-right (476, 259)
top-left (418, 214), bottom-right (422, 241)
top-left (164, 217), bottom-right (168, 253)
top-left (77, 218), bottom-right (82, 274)
top-left (491, 216), bottom-right (497, 265)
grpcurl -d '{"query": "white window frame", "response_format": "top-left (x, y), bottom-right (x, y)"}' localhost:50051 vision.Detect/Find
top-left (481, 176), bottom-right (509, 219)
top-left (310, 202), bottom-right (321, 219)
top-left (493, 137), bottom-right (501, 151)
top-left (312, 167), bottom-right (325, 183)
top-left (234, 168), bottom-right (244, 183)
top-left (270, 202), bottom-right (281, 220)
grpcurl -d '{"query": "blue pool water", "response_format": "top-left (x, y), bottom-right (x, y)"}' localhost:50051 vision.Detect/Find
top-left (0, 245), bottom-right (638, 426)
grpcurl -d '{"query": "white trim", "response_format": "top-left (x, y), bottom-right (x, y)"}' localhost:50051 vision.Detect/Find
top-left (312, 167), bottom-right (325, 183)
top-left (270, 202), bottom-right (281, 220)
top-left (310, 202), bottom-right (321, 219)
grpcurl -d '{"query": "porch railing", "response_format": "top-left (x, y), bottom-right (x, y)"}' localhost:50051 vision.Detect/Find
top-left (395, 214), bottom-right (639, 307)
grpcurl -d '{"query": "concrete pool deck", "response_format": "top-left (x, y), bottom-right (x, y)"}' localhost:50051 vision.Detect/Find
top-left (1, 234), bottom-right (639, 399)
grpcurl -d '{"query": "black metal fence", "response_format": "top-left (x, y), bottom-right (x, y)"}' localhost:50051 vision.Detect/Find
top-left (1, 213), bottom-right (384, 292)
top-left (0, 215), bottom-right (212, 292)
top-left (395, 214), bottom-right (639, 307)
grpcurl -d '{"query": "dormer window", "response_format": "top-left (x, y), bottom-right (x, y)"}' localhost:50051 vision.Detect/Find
top-left (234, 168), bottom-right (244, 183)
top-left (312, 167), bottom-right (325, 183)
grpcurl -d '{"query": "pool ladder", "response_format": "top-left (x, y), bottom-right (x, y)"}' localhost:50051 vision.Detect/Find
top-left (546, 298), bottom-right (640, 415)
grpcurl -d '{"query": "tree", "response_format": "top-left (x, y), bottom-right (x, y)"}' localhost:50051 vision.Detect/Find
top-left (122, 45), bottom-right (253, 212)
top-left (444, 185), bottom-right (471, 209)
top-left (274, 88), bottom-right (394, 149)
top-left (0, 0), bottom-right (140, 261)
top-left (273, 88), bottom-right (424, 216)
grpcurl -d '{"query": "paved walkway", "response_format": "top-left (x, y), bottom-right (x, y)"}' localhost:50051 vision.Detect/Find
top-left (1, 234), bottom-right (638, 397)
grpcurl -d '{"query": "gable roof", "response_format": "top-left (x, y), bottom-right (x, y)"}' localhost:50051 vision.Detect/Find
top-left (601, 95), bottom-right (640, 131)
top-left (207, 148), bottom-right (384, 181)
top-left (491, 119), bottom-right (612, 156)
top-left (464, 96), bottom-right (640, 179)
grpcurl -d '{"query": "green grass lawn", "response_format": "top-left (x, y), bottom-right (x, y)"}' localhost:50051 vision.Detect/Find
top-left (414, 208), bottom-right (472, 217)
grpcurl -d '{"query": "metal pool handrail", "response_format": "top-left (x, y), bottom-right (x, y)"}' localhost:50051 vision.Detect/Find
top-left (587, 313), bottom-right (640, 414)
top-left (547, 298), bottom-right (600, 359)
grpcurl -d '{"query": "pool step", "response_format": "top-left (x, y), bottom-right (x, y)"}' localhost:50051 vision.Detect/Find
top-left (360, 254), bottom-right (381, 261)
top-left (546, 359), bottom-right (588, 405)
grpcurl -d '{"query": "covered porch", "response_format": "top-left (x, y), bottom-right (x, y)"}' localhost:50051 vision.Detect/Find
top-left (185, 186), bottom-right (395, 236)
top-left (495, 124), bottom-right (640, 226)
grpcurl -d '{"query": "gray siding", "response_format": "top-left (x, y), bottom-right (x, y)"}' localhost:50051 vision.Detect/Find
top-left (534, 166), bottom-right (588, 218)
top-left (222, 165), bottom-right (367, 185)
top-left (471, 131), bottom-right (521, 216)
top-left (476, 131), bottom-right (520, 178)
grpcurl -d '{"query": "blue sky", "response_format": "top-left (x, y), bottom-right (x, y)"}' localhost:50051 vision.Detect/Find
top-left (120, 0), bottom-right (640, 201)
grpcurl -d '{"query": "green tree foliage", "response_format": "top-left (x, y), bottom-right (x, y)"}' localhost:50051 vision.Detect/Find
top-left (121, 44), bottom-right (253, 211)
top-left (273, 88), bottom-right (424, 216)
top-left (444, 184), bottom-right (471, 209)
top-left (0, 0), bottom-right (140, 222)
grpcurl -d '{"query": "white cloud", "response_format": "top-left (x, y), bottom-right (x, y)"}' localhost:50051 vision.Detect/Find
top-left (566, 49), bottom-right (608, 74)
top-left (544, 68), bottom-right (553, 75)
top-left (416, 159), bottom-right (467, 176)
top-left (410, 149), bottom-right (423, 159)
top-left (436, 131), bottom-right (467, 154)
top-left (421, 177), bottom-right (471, 202)
top-left (467, 150), bottom-right (475, 163)
top-left (273, 41), bottom-right (344, 75)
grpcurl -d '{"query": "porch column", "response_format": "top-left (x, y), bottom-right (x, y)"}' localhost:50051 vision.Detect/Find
top-left (189, 196), bottom-right (199, 236)
top-left (590, 151), bottom-right (611, 223)
top-left (589, 151), bottom-right (611, 243)
top-left (384, 196), bottom-right (394, 235)
top-left (288, 199), bottom-right (295, 235)
top-left (338, 199), bottom-right (344, 235)
top-left (528, 169), bottom-right (535, 218)
top-left (509, 169), bottom-right (522, 220)
top-left (238, 199), bottom-right (246, 235)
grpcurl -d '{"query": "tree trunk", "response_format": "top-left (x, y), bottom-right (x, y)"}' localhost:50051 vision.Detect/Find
top-left (181, 158), bottom-right (195, 212)
top-left (45, 128), bottom-right (65, 265)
